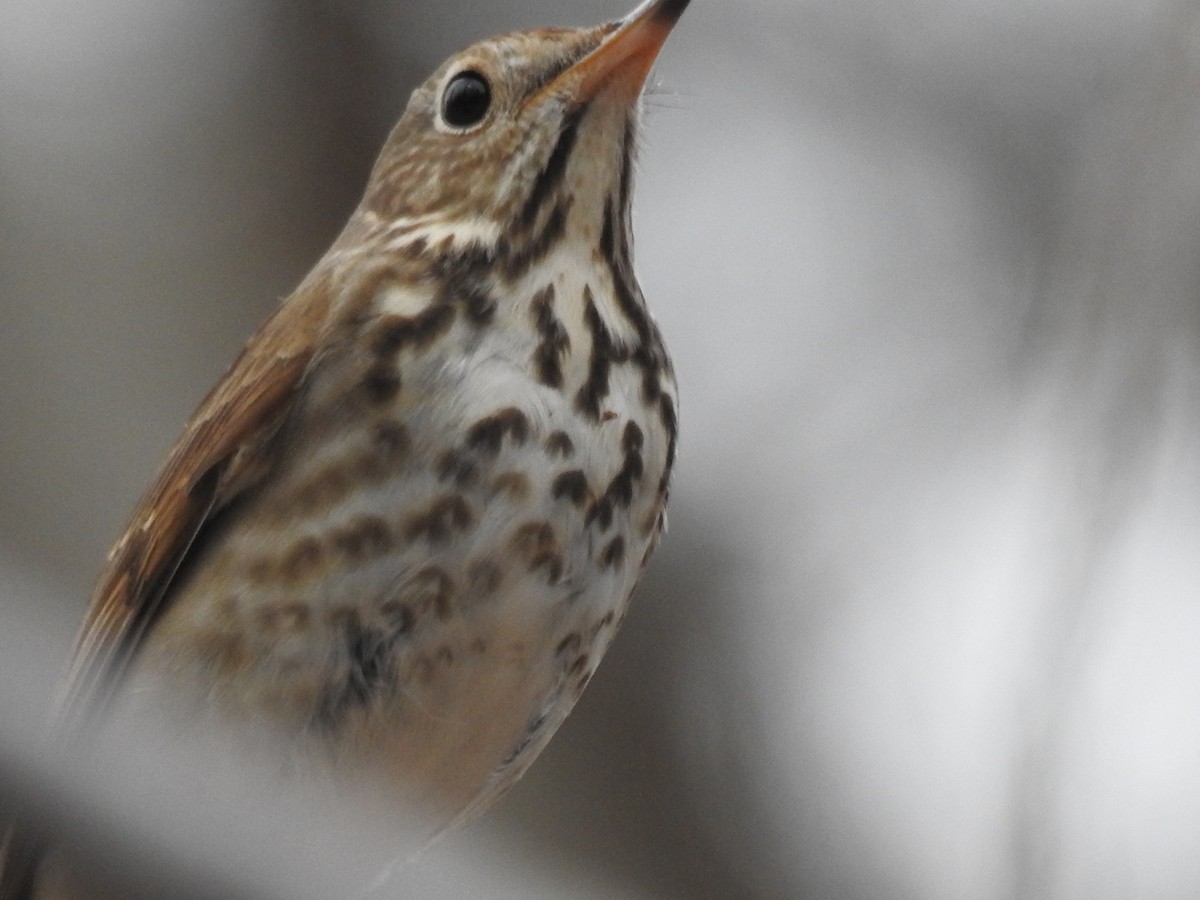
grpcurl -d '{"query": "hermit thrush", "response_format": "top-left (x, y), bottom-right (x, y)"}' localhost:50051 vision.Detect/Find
top-left (1, 0), bottom-right (687, 896)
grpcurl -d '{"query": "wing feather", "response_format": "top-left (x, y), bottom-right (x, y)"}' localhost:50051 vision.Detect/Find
top-left (58, 275), bottom-right (336, 729)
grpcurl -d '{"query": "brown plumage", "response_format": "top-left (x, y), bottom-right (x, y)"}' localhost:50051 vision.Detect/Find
top-left (1, 1), bottom-right (689, 896)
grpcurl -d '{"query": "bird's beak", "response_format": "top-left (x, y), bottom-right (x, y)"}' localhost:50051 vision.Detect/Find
top-left (534, 0), bottom-right (691, 109)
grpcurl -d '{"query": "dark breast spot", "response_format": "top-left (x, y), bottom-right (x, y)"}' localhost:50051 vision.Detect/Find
top-left (555, 632), bottom-right (582, 657)
top-left (607, 454), bottom-right (643, 509)
top-left (545, 431), bottom-right (575, 458)
top-left (529, 551), bottom-right (564, 584)
top-left (404, 565), bottom-right (456, 622)
top-left (585, 495), bottom-right (614, 531)
top-left (403, 495), bottom-right (475, 544)
top-left (466, 407), bottom-right (530, 456)
top-left (330, 515), bottom-right (394, 562)
top-left (511, 521), bottom-right (556, 554)
top-left (286, 466), bottom-right (350, 517)
top-left (509, 520), bottom-right (564, 584)
top-left (600, 535), bottom-right (625, 570)
top-left (380, 565), bottom-right (456, 630)
top-left (498, 707), bottom-right (553, 770)
top-left (531, 282), bottom-right (555, 310)
top-left (623, 420), bottom-right (644, 454)
top-left (362, 363), bottom-right (401, 404)
top-left (275, 422), bottom-right (411, 521)
top-left (279, 536), bottom-right (325, 583)
top-left (551, 469), bottom-right (590, 506)
top-left (585, 418), bottom-right (646, 531)
top-left (633, 345), bottom-right (664, 404)
top-left (531, 283), bottom-right (570, 389)
top-left (435, 449), bottom-right (480, 488)
top-left (575, 287), bottom-right (613, 420)
top-left (370, 304), bottom-right (455, 357)
top-left (373, 421), bottom-right (411, 460)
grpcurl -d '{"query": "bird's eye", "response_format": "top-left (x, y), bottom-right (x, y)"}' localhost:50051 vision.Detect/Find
top-left (441, 71), bottom-right (492, 130)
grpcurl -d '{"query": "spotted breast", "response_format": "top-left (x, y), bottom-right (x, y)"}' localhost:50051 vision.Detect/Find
top-left (106, 3), bottom-right (683, 833)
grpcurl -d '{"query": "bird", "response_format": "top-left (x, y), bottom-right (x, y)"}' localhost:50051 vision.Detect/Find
top-left (0, 0), bottom-right (687, 895)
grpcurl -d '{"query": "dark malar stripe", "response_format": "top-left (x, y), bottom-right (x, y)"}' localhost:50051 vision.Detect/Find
top-left (599, 185), bottom-right (616, 262)
top-left (431, 240), bottom-right (492, 280)
top-left (459, 282), bottom-right (497, 324)
top-left (599, 123), bottom-right (635, 266)
top-left (370, 304), bottom-right (456, 358)
top-left (503, 197), bottom-right (571, 281)
top-left (430, 242), bottom-right (499, 324)
top-left (601, 195), bottom-right (652, 346)
top-left (519, 105), bottom-right (586, 232)
top-left (599, 127), bottom-right (655, 349)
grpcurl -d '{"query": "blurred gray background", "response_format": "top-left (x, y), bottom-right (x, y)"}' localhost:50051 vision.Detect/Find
top-left (4, 0), bottom-right (1200, 897)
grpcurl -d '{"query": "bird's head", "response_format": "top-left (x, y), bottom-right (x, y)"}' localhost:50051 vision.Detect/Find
top-left (361, 0), bottom-right (690, 263)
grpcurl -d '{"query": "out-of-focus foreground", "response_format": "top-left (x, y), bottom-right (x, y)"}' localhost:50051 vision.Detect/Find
top-left (4, 1), bottom-right (1200, 897)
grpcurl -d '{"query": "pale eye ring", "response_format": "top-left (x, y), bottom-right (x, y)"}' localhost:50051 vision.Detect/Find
top-left (440, 70), bottom-right (492, 130)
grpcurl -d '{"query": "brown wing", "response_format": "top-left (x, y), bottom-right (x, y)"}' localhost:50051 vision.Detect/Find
top-left (57, 273), bottom-right (336, 731)
top-left (0, 272), bottom-right (337, 899)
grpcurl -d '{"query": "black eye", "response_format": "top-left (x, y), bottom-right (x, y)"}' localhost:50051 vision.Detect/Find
top-left (441, 71), bottom-right (491, 129)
